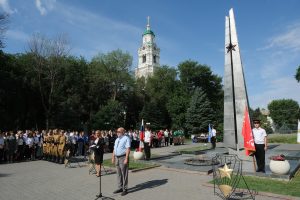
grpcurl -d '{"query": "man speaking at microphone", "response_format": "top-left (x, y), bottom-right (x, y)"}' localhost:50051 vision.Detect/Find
top-left (112, 127), bottom-right (131, 196)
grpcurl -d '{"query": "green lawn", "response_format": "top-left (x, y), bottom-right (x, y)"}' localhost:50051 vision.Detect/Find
top-left (268, 133), bottom-right (297, 144)
top-left (212, 169), bottom-right (300, 197)
top-left (177, 144), bottom-right (211, 154)
top-left (102, 152), bottom-right (160, 170)
top-left (240, 170), bottom-right (300, 197)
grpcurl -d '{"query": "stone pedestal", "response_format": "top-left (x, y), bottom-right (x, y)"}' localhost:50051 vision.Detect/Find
top-left (269, 160), bottom-right (290, 175)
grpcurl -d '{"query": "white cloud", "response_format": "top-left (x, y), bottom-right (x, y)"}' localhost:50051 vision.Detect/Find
top-left (250, 77), bottom-right (300, 108)
top-left (0, 0), bottom-right (17, 14)
top-left (35, 0), bottom-right (56, 16)
top-left (259, 22), bottom-right (300, 52)
top-left (52, 2), bottom-right (144, 60)
top-left (6, 29), bottom-right (29, 42)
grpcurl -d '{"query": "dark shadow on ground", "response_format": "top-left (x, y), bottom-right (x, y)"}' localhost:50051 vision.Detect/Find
top-left (268, 144), bottom-right (280, 150)
top-left (128, 179), bottom-right (168, 193)
top-left (0, 173), bottom-right (11, 177)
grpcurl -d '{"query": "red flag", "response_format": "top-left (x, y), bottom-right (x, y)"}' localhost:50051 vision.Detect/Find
top-left (242, 106), bottom-right (256, 155)
top-left (138, 119), bottom-right (144, 151)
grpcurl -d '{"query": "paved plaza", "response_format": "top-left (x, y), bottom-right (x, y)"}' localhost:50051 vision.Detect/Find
top-left (1, 143), bottom-right (299, 200)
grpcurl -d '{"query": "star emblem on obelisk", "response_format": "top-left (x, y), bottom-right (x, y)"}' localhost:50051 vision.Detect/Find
top-left (218, 164), bottom-right (233, 179)
top-left (226, 42), bottom-right (236, 53)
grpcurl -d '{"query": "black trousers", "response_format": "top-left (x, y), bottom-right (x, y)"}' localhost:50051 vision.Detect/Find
top-left (164, 137), bottom-right (169, 146)
top-left (211, 137), bottom-right (216, 149)
top-left (144, 142), bottom-right (151, 160)
top-left (254, 143), bottom-right (265, 171)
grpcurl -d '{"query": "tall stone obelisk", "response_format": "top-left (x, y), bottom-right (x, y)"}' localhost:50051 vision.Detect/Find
top-left (224, 8), bottom-right (250, 151)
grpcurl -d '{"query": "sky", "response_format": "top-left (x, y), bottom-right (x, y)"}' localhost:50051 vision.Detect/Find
top-left (1, 0), bottom-right (300, 109)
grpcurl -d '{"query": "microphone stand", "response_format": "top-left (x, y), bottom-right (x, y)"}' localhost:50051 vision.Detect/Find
top-left (95, 172), bottom-right (103, 200)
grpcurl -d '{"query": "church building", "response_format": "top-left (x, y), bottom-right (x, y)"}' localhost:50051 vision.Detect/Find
top-left (135, 17), bottom-right (160, 78)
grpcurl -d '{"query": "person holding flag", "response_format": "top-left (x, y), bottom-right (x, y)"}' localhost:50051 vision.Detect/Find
top-left (143, 126), bottom-right (152, 160)
top-left (138, 119), bottom-right (144, 152)
top-left (252, 119), bottom-right (267, 173)
top-left (211, 125), bottom-right (217, 149)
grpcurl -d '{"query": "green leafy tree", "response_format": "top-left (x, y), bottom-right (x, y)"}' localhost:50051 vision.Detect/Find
top-left (296, 65), bottom-right (300, 82)
top-left (178, 60), bottom-right (223, 123)
top-left (54, 56), bottom-right (89, 129)
top-left (90, 49), bottom-right (133, 101)
top-left (185, 87), bottom-right (214, 134)
top-left (88, 50), bottom-right (133, 129)
top-left (268, 99), bottom-right (299, 129)
top-left (27, 33), bottom-right (70, 129)
top-left (166, 85), bottom-right (189, 130)
top-left (141, 65), bottom-right (177, 129)
top-left (91, 100), bottom-right (124, 130)
top-left (0, 52), bottom-right (43, 130)
top-left (249, 107), bottom-right (273, 134)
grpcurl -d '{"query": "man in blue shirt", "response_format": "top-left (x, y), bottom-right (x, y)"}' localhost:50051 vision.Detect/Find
top-left (112, 127), bottom-right (131, 196)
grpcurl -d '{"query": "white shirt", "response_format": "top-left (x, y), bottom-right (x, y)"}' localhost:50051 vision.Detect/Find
top-left (144, 130), bottom-right (151, 143)
top-left (164, 130), bottom-right (169, 137)
top-left (252, 127), bottom-right (267, 144)
top-left (212, 129), bottom-right (216, 137)
top-left (26, 137), bottom-right (34, 147)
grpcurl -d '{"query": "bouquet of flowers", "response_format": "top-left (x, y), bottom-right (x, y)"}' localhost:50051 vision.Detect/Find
top-left (270, 154), bottom-right (286, 161)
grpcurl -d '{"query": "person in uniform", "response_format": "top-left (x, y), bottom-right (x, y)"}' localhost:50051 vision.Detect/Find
top-left (144, 126), bottom-right (152, 160)
top-left (211, 125), bottom-right (217, 149)
top-left (53, 129), bottom-right (60, 163)
top-left (58, 130), bottom-right (66, 164)
top-left (112, 127), bottom-right (131, 196)
top-left (47, 130), bottom-right (54, 161)
top-left (252, 119), bottom-right (267, 173)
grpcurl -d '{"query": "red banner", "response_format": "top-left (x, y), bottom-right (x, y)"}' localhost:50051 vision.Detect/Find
top-left (242, 106), bottom-right (256, 155)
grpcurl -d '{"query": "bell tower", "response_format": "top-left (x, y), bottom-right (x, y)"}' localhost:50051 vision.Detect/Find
top-left (135, 16), bottom-right (160, 78)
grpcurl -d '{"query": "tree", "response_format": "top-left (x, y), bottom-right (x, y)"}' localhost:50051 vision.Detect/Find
top-left (178, 60), bottom-right (223, 124)
top-left (27, 33), bottom-right (70, 129)
top-left (88, 50), bottom-right (133, 129)
top-left (90, 49), bottom-right (133, 101)
top-left (268, 99), bottom-right (299, 130)
top-left (141, 65), bottom-right (177, 129)
top-left (0, 13), bottom-right (8, 48)
top-left (54, 56), bottom-right (89, 130)
top-left (166, 85), bottom-right (189, 130)
top-left (91, 100), bottom-right (124, 130)
top-left (185, 87), bottom-right (214, 134)
top-left (296, 65), bottom-right (300, 82)
top-left (249, 107), bottom-right (273, 134)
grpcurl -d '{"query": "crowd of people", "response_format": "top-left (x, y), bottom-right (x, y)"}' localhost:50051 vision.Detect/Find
top-left (0, 128), bottom-right (175, 164)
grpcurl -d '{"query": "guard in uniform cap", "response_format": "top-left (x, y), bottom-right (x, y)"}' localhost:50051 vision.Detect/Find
top-left (252, 119), bottom-right (268, 173)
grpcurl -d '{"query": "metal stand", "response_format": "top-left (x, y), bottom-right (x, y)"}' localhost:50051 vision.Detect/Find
top-left (94, 171), bottom-right (114, 200)
top-left (212, 154), bottom-right (256, 200)
top-left (95, 173), bottom-right (103, 200)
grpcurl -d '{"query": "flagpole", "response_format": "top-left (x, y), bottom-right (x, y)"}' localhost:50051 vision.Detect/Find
top-left (297, 119), bottom-right (300, 144)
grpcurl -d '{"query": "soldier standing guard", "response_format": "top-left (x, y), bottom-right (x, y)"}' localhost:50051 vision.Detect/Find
top-left (42, 132), bottom-right (48, 160)
top-left (48, 130), bottom-right (54, 161)
top-left (53, 129), bottom-right (60, 163)
top-left (58, 130), bottom-right (66, 164)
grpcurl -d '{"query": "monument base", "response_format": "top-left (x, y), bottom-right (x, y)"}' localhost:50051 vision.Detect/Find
top-left (228, 148), bottom-right (253, 161)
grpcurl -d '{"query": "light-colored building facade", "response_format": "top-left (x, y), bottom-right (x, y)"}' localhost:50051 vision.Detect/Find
top-left (135, 17), bottom-right (160, 79)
